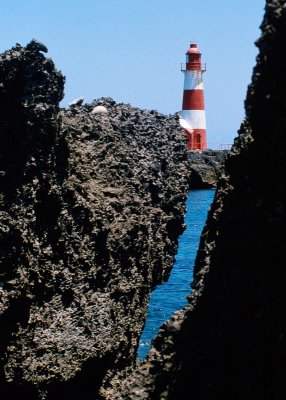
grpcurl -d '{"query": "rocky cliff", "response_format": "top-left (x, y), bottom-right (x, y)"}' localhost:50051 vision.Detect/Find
top-left (121, 0), bottom-right (286, 398)
top-left (0, 42), bottom-right (189, 399)
top-left (187, 149), bottom-right (229, 189)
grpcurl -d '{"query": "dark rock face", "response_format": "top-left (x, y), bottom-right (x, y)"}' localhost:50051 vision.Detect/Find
top-left (187, 149), bottom-right (229, 189)
top-left (0, 43), bottom-right (189, 398)
top-left (121, 1), bottom-right (286, 398)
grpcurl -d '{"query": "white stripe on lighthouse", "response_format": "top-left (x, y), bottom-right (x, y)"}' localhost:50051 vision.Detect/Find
top-left (179, 117), bottom-right (192, 131)
top-left (179, 110), bottom-right (206, 130)
top-left (183, 71), bottom-right (204, 90)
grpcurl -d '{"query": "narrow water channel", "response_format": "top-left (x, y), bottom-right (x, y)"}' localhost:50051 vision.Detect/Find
top-left (138, 189), bottom-right (215, 360)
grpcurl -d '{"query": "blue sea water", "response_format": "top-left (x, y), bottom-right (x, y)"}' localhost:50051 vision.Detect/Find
top-left (138, 189), bottom-right (215, 360)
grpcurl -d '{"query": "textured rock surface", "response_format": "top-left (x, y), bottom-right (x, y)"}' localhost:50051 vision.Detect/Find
top-left (187, 149), bottom-right (229, 189)
top-left (121, 1), bottom-right (286, 398)
top-left (0, 42), bottom-right (189, 398)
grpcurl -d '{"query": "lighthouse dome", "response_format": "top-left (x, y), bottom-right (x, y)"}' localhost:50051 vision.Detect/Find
top-left (186, 43), bottom-right (201, 54)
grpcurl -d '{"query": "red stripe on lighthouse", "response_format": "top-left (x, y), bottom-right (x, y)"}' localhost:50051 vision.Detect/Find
top-left (185, 128), bottom-right (207, 151)
top-left (182, 90), bottom-right (205, 110)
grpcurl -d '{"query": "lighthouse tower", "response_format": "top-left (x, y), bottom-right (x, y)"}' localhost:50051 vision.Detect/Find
top-left (179, 43), bottom-right (207, 150)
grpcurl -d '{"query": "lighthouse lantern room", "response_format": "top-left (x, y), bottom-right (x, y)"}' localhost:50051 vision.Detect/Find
top-left (179, 43), bottom-right (207, 150)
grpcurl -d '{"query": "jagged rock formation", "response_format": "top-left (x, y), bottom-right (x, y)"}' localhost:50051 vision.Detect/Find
top-left (121, 0), bottom-right (286, 398)
top-left (0, 42), bottom-right (189, 399)
top-left (187, 149), bottom-right (229, 189)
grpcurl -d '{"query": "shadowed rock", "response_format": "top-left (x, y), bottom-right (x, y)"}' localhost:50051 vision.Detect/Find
top-left (120, 1), bottom-right (286, 398)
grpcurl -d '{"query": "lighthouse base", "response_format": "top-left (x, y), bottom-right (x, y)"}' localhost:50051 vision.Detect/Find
top-left (185, 128), bottom-right (207, 150)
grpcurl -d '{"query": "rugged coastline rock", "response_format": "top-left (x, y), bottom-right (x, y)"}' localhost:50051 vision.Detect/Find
top-left (187, 149), bottom-right (229, 189)
top-left (121, 0), bottom-right (286, 398)
top-left (0, 42), bottom-right (189, 398)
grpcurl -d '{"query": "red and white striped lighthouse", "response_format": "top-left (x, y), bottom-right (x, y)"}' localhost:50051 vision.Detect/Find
top-left (179, 43), bottom-right (207, 150)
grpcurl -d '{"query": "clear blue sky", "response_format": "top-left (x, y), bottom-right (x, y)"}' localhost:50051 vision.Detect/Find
top-left (1, 0), bottom-right (265, 148)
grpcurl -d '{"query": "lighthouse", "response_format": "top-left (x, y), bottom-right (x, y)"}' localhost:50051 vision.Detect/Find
top-left (179, 43), bottom-right (207, 150)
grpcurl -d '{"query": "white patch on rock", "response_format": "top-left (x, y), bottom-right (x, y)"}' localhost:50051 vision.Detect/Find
top-left (69, 97), bottom-right (84, 106)
top-left (91, 105), bottom-right (108, 114)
